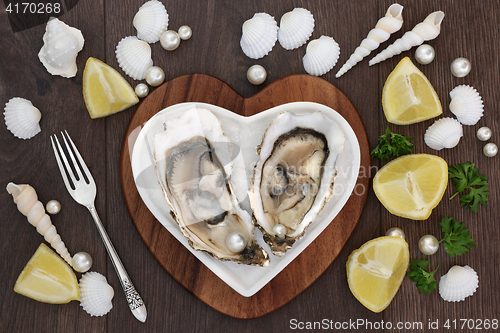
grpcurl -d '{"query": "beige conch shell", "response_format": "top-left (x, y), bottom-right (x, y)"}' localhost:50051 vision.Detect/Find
top-left (336, 3), bottom-right (403, 78)
top-left (369, 11), bottom-right (444, 66)
top-left (7, 182), bottom-right (72, 265)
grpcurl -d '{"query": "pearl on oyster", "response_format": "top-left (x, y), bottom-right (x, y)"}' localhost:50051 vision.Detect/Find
top-left (385, 227), bottom-right (405, 239)
top-left (160, 30), bottom-right (181, 51)
top-left (72, 252), bottom-right (93, 273)
top-left (451, 57), bottom-right (471, 78)
top-left (415, 44), bottom-right (435, 65)
top-left (477, 127), bottom-right (492, 141)
top-left (46, 200), bottom-right (61, 214)
top-left (145, 66), bottom-right (165, 87)
top-left (247, 65), bottom-right (267, 85)
top-left (226, 232), bottom-right (246, 253)
top-left (272, 223), bottom-right (287, 239)
top-left (135, 83), bottom-right (149, 98)
top-left (419, 235), bottom-right (439, 255)
top-left (178, 25), bottom-right (192, 40)
top-left (483, 143), bottom-right (498, 157)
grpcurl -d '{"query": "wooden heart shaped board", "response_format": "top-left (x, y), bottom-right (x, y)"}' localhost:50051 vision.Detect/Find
top-left (120, 74), bottom-right (370, 319)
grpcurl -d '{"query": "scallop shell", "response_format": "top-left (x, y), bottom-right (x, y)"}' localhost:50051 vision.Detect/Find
top-left (424, 117), bottom-right (463, 150)
top-left (278, 8), bottom-right (315, 50)
top-left (303, 35), bottom-right (340, 76)
top-left (38, 18), bottom-right (85, 78)
top-left (240, 13), bottom-right (278, 59)
top-left (115, 36), bottom-right (153, 80)
top-left (369, 11), bottom-right (444, 66)
top-left (4, 98), bottom-right (41, 140)
top-left (449, 85), bottom-right (484, 125)
top-left (439, 265), bottom-right (478, 302)
top-left (79, 272), bottom-right (114, 317)
top-left (133, 0), bottom-right (169, 43)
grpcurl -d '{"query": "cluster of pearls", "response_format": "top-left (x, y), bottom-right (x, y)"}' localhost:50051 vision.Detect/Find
top-left (475, 127), bottom-right (497, 157)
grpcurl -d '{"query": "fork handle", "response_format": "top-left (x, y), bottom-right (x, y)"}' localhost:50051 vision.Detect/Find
top-left (88, 205), bottom-right (147, 322)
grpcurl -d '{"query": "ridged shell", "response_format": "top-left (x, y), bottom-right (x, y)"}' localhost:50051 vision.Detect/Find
top-left (439, 265), bottom-right (478, 302)
top-left (4, 98), bottom-right (41, 140)
top-left (240, 13), bottom-right (278, 59)
top-left (115, 36), bottom-right (153, 80)
top-left (449, 85), bottom-right (484, 125)
top-left (133, 0), bottom-right (169, 43)
top-left (79, 272), bottom-right (114, 317)
top-left (38, 18), bottom-right (85, 78)
top-left (303, 36), bottom-right (340, 76)
top-left (278, 8), bottom-right (315, 50)
top-left (424, 117), bottom-right (463, 150)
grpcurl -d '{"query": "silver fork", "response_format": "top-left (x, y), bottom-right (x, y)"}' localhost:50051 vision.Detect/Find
top-left (50, 131), bottom-right (147, 323)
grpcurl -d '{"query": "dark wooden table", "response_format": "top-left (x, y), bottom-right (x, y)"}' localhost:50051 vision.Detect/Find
top-left (1, 0), bottom-right (499, 332)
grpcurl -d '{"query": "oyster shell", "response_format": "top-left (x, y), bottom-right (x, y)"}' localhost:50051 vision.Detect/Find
top-left (249, 111), bottom-right (345, 256)
top-left (154, 107), bottom-right (269, 266)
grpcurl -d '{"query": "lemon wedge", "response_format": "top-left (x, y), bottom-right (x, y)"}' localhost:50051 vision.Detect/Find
top-left (347, 236), bottom-right (409, 313)
top-left (382, 57), bottom-right (442, 124)
top-left (373, 154), bottom-right (448, 220)
top-left (83, 57), bottom-right (139, 118)
top-left (14, 243), bottom-right (80, 303)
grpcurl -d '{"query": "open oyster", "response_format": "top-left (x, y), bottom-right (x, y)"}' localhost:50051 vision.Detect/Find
top-left (249, 111), bottom-right (345, 256)
top-left (154, 108), bottom-right (269, 266)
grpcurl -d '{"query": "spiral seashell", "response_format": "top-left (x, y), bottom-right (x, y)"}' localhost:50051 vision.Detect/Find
top-left (133, 0), bottom-right (169, 43)
top-left (369, 11), bottom-right (445, 66)
top-left (336, 4), bottom-right (403, 78)
top-left (6, 183), bottom-right (72, 265)
top-left (38, 18), bottom-right (85, 78)
top-left (439, 265), bottom-right (478, 302)
top-left (240, 13), bottom-right (278, 59)
top-left (79, 272), bottom-right (114, 316)
top-left (115, 36), bottom-right (153, 80)
top-left (278, 8), bottom-right (315, 50)
top-left (424, 117), bottom-right (463, 150)
top-left (302, 35), bottom-right (340, 76)
top-left (449, 85), bottom-right (484, 125)
top-left (4, 97), bottom-right (42, 140)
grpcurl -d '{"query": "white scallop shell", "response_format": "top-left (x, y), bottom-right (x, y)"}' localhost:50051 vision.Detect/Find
top-left (369, 11), bottom-right (444, 66)
top-left (336, 4), bottom-right (403, 77)
top-left (240, 13), bottom-right (278, 59)
top-left (4, 98), bottom-right (41, 140)
top-left (115, 36), bottom-right (153, 80)
top-left (133, 0), bottom-right (169, 43)
top-left (79, 272), bottom-right (114, 317)
top-left (38, 18), bottom-right (85, 78)
top-left (439, 265), bottom-right (478, 302)
top-left (424, 117), bottom-right (463, 150)
top-left (278, 8), bottom-right (315, 50)
top-left (449, 85), bottom-right (484, 125)
top-left (303, 35), bottom-right (340, 76)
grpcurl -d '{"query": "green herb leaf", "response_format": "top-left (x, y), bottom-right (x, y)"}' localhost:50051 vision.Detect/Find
top-left (371, 126), bottom-right (414, 162)
top-left (439, 216), bottom-right (476, 257)
top-left (448, 162), bottom-right (489, 212)
top-left (406, 258), bottom-right (439, 294)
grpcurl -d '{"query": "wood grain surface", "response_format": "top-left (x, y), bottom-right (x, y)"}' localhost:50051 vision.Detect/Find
top-left (1, 0), bottom-right (499, 332)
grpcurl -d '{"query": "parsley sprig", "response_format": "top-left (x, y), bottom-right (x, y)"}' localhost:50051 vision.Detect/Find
top-left (449, 162), bottom-right (489, 212)
top-left (371, 126), bottom-right (414, 161)
top-left (406, 259), bottom-right (439, 294)
top-left (439, 216), bottom-right (476, 257)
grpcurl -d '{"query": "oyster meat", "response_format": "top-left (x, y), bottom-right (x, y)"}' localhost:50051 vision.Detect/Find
top-left (154, 107), bottom-right (269, 266)
top-left (249, 111), bottom-right (345, 256)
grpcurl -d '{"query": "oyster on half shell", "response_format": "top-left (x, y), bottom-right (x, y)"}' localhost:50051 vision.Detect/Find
top-left (154, 108), bottom-right (269, 266)
top-left (249, 111), bottom-right (345, 256)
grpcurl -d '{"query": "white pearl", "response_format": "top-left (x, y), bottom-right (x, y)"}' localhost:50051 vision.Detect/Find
top-left (272, 223), bottom-right (287, 239)
top-left (385, 227), bottom-right (405, 239)
top-left (415, 44), bottom-right (435, 65)
top-left (160, 30), bottom-right (181, 51)
top-left (178, 25), bottom-right (192, 40)
top-left (135, 83), bottom-right (149, 98)
top-left (451, 57), bottom-right (471, 78)
top-left (72, 252), bottom-right (93, 273)
top-left (477, 127), bottom-right (492, 141)
top-left (46, 200), bottom-right (61, 214)
top-left (483, 142), bottom-right (498, 157)
top-left (145, 66), bottom-right (165, 87)
top-left (247, 65), bottom-right (267, 85)
top-left (419, 235), bottom-right (439, 255)
top-left (226, 232), bottom-right (246, 253)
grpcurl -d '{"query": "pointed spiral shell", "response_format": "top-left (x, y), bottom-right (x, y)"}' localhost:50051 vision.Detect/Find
top-left (336, 4), bottom-right (403, 78)
top-left (369, 11), bottom-right (444, 66)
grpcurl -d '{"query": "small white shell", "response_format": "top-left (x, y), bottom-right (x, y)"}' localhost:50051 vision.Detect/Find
top-left (240, 13), bottom-right (278, 59)
top-left (4, 98), bottom-right (41, 140)
top-left (79, 272), bottom-right (114, 317)
top-left (424, 117), bottom-right (463, 150)
top-left (278, 8), bottom-right (315, 50)
top-left (439, 265), bottom-right (478, 302)
top-left (38, 18), bottom-right (85, 78)
top-left (449, 85), bottom-right (484, 125)
top-left (303, 35), bottom-right (340, 76)
top-left (133, 0), bottom-right (169, 43)
top-left (115, 36), bottom-right (153, 80)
